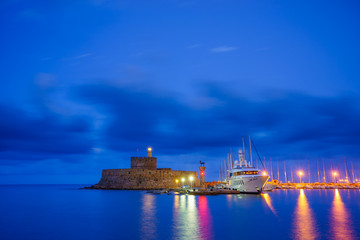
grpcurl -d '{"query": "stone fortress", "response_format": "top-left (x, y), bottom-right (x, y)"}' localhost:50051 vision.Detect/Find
top-left (94, 147), bottom-right (200, 189)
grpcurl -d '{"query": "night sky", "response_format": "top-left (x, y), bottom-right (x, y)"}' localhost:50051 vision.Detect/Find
top-left (1, 0), bottom-right (360, 183)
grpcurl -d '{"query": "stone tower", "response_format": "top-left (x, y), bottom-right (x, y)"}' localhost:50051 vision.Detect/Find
top-left (130, 147), bottom-right (157, 170)
top-left (199, 161), bottom-right (206, 189)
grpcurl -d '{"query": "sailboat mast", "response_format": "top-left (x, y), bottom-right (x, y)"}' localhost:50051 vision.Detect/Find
top-left (351, 159), bottom-right (355, 183)
top-left (308, 160), bottom-right (311, 183)
top-left (227, 153), bottom-right (231, 176)
top-left (284, 161), bottom-right (287, 183)
top-left (277, 160), bottom-right (280, 181)
top-left (291, 166), bottom-right (294, 183)
top-left (249, 135), bottom-right (253, 167)
top-left (270, 157), bottom-right (274, 180)
top-left (344, 157), bottom-right (349, 183)
top-left (322, 158), bottom-right (326, 183)
top-left (316, 157), bottom-right (320, 183)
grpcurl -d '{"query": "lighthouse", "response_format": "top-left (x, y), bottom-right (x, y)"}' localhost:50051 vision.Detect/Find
top-left (199, 161), bottom-right (206, 189)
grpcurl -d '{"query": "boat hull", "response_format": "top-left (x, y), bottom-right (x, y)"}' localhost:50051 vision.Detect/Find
top-left (229, 175), bottom-right (270, 193)
top-left (263, 183), bottom-right (277, 191)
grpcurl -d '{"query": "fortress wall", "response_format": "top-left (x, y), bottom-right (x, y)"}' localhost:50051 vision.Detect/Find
top-left (96, 169), bottom-right (200, 189)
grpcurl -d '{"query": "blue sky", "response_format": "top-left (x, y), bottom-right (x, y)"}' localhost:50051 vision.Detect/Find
top-left (1, 0), bottom-right (360, 183)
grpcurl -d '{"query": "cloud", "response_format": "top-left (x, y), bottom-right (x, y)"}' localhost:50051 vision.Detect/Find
top-left (75, 83), bottom-right (360, 159)
top-left (0, 104), bottom-right (93, 161)
top-left (211, 46), bottom-right (238, 53)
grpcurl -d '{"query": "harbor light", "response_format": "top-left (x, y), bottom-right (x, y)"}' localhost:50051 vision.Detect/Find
top-left (181, 178), bottom-right (185, 183)
top-left (262, 171), bottom-right (268, 176)
top-left (332, 172), bottom-right (338, 183)
top-left (298, 171), bottom-right (303, 183)
top-left (189, 176), bottom-right (194, 188)
top-left (175, 179), bottom-right (179, 183)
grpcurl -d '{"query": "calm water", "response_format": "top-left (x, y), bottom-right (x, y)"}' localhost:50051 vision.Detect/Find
top-left (0, 185), bottom-right (360, 240)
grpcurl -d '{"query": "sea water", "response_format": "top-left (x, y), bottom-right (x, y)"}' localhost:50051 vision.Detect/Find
top-left (0, 185), bottom-right (359, 240)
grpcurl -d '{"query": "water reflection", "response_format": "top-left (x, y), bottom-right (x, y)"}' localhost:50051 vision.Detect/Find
top-left (141, 194), bottom-right (157, 240)
top-left (262, 193), bottom-right (277, 216)
top-left (198, 196), bottom-right (213, 239)
top-left (173, 195), bottom-right (213, 240)
top-left (293, 189), bottom-right (318, 240)
top-left (331, 189), bottom-right (355, 239)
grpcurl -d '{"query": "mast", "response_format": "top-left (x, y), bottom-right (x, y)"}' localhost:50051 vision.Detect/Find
top-left (316, 157), bottom-right (320, 183)
top-left (351, 159), bottom-right (355, 183)
top-left (291, 166), bottom-right (294, 183)
top-left (264, 157), bottom-right (266, 171)
top-left (227, 153), bottom-right (231, 174)
top-left (219, 164), bottom-right (222, 181)
top-left (242, 137), bottom-right (245, 159)
top-left (344, 157), bottom-right (349, 183)
top-left (249, 135), bottom-right (253, 167)
top-left (270, 157), bottom-right (274, 180)
top-left (277, 160), bottom-right (280, 181)
top-left (284, 161), bottom-right (287, 183)
top-left (308, 160), bottom-right (311, 183)
top-left (322, 158), bottom-right (326, 183)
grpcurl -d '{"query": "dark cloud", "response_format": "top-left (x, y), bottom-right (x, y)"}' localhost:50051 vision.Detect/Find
top-left (0, 104), bottom-right (93, 161)
top-left (75, 83), bottom-right (360, 159)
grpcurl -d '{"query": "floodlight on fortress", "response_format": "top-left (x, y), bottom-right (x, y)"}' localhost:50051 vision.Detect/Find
top-left (147, 147), bottom-right (153, 157)
top-left (175, 179), bottom-right (179, 183)
top-left (189, 176), bottom-right (194, 181)
top-left (181, 178), bottom-right (185, 183)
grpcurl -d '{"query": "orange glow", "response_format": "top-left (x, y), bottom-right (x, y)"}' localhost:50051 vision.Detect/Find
top-left (262, 193), bottom-right (277, 216)
top-left (175, 179), bottom-right (179, 183)
top-left (293, 189), bottom-right (318, 239)
top-left (298, 171), bottom-right (303, 176)
top-left (331, 189), bottom-right (354, 238)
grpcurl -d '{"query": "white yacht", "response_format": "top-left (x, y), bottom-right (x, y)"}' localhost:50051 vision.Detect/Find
top-left (228, 149), bottom-right (270, 194)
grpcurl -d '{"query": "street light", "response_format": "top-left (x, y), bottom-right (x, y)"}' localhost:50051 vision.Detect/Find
top-left (175, 179), bottom-right (179, 187)
top-left (181, 178), bottom-right (185, 186)
top-left (298, 171), bottom-right (303, 183)
top-left (189, 176), bottom-right (194, 187)
top-left (333, 172), bottom-right (337, 183)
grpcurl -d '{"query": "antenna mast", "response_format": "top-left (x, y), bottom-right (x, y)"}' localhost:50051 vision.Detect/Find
top-left (249, 135), bottom-right (253, 167)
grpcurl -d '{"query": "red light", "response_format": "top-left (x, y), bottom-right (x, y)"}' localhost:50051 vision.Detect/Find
top-left (200, 171), bottom-right (204, 176)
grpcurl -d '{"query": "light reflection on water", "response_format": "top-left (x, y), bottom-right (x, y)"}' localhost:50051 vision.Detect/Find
top-left (138, 190), bottom-right (359, 240)
top-left (172, 195), bottom-right (213, 240)
top-left (331, 189), bottom-right (355, 240)
top-left (198, 196), bottom-right (213, 240)
top-left (262, 193), bottom-right (277, 216)
top-left (141, 194), bottom-right (157, 240)
top-left (173, 195), bottom-right (200, 240)
top-left (292, 189), bottom-right (318, 240)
